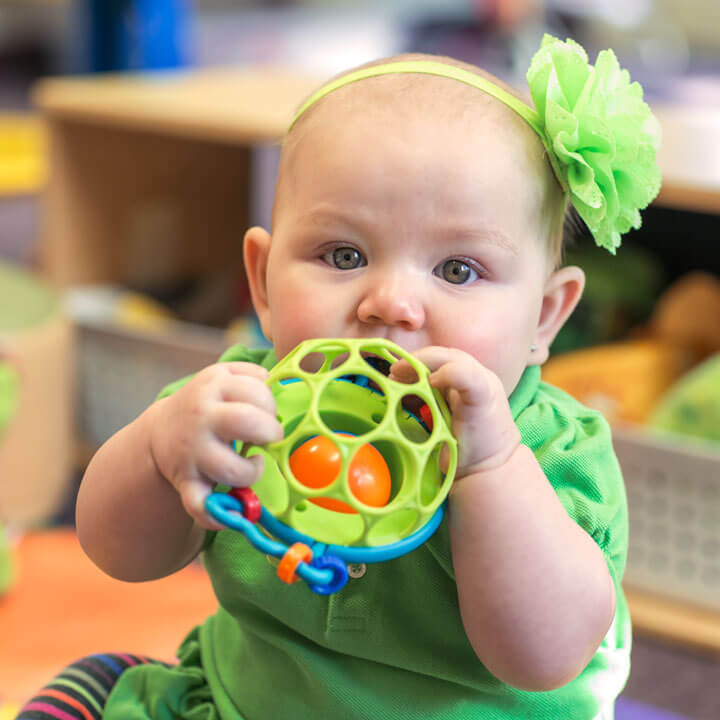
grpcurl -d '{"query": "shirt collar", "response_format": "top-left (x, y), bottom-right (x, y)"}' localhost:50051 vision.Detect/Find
top-left (509, 364), bottom-right (541, 421)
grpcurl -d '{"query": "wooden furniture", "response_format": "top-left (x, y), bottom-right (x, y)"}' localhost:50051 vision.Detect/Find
top-left (32, 70), bottom-right (720, 290)
top-left (33, 68), bottom-right (321, 289)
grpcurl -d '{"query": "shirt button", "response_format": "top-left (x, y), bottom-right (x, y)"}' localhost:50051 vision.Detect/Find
top-left (347, 563), bottom-right (366, 579)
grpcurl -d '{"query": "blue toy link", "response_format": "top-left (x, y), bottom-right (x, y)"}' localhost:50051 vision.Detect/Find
top-left (205, 338), bottom-right (458, 595)
top-left (206, 490), bottom-right (446, 594)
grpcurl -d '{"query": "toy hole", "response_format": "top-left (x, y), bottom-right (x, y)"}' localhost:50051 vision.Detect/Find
top-left (270, 376), bottom-right (312, 436)
top-left (244, 446), bottom-right (289, 516)
top-left (366, 509), bottom-right (419, 546)
top-left (289, 501), bottom-right (364, 545)
top-left (299, 344), bottom-right (350, 374)
top-left (420, 441), bottom-right (452, 507)
top-left (368, 439), bottom-right (403, 506)
top-left (298, 352), bottom-right (327, 374)
top-left (335, 373), bottom-right (384, 396)
top-left (289, 433), bottom-right (395, 512)
top-left (396, 394), bottom-right (431, 443)
top-left (329, 351), bottom-right (351, 371)
top-left (362, 353), bottom-right (392, 377)
top-left (288, 434), bottom-right (342, 491)
top-left (318, 409), bottom-right (375, 437)
top-left (371, 413), bottom-right (384, 424)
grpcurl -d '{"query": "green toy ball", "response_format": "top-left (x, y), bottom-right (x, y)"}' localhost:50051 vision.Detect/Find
top-left (237, 338), bottom-right (458, 547)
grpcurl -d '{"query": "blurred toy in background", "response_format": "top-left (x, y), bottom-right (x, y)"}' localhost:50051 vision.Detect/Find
top-left (542, 338), bottom-right (697, 425)
top-left (64, 285), bottom-right (177, 332)
top-left (647, 271), bottom-right (720, 361)
top-left (0, 357), bottom-right (19, 597)
top-left (650, 353), bottom-right (720, 446)
top-left (544, 269), bottom-right (720, 446)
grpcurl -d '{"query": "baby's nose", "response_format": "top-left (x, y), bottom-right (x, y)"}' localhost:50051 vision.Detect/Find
top-left (357, 275), bottom-right (425, 331)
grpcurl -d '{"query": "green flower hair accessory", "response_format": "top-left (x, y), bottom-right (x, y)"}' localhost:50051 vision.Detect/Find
top-left (527, 34), bottom-right (662, 254)
top-left (287, 35), bottom-right (661, 254)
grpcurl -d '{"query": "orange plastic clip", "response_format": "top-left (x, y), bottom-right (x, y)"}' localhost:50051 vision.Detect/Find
top-left (277, 542), bottom-right (313, 584)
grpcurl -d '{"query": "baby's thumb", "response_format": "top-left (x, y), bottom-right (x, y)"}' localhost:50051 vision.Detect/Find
top-left (248, 453), bottom-right (266, 484)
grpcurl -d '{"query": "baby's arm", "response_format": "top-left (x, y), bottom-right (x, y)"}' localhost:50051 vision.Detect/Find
top-left (76, 362), bottom-right (283, 582)
top-left (449, 445), bottom-right (616, 691)
top-left (391, 348), bottom-right (615, 692)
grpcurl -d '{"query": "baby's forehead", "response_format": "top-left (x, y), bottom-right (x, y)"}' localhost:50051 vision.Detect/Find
top-left (292, 68), bottom-right (517, 135)
top-left (284, 70), bottom-right (546, 192)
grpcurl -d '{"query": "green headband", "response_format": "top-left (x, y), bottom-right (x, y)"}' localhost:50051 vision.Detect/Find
top-left (288, 60), bottom-right (564, 182)
top-left (287, 35), bottom-right (662, 255)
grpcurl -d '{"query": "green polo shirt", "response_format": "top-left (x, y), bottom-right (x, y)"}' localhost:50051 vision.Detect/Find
top-left (104, 344), bottom-right (630, 720)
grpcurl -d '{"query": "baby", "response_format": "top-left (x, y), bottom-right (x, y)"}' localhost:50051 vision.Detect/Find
top-left (21, 36), bottom-right (661, 720)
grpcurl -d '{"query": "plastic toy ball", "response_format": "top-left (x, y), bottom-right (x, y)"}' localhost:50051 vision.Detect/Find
top-left (289, 433), bottom-right (392, 514)
top-left (206, 337), bottom-right (458, 595)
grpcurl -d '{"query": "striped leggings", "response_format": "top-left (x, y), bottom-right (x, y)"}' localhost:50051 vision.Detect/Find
top-left (15, 653), bottom-right (168, 720)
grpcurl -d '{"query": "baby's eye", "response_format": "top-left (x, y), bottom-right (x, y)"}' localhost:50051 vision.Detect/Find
top-left (324, 246), bottom-right (366, 270)
top-left (435, 258), bottom-right (480, 285)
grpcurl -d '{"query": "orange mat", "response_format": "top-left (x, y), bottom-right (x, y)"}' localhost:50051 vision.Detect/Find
top-left (0, 529), bottom-right (217, 705)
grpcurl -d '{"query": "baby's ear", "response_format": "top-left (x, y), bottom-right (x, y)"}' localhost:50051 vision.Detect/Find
top-left (243, 226), bottom-right (273, 342)
top-left (530, 265), bottom-right (585, 365)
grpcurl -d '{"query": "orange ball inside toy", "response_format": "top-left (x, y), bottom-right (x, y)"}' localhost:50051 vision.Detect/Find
top-left (289, 433), bottom-right (391, 513)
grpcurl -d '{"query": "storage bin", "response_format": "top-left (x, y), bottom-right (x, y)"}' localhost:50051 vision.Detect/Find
top-left (73, 317), bottom-right (228, 450)
top-left (614, 425), bottom-right (720, 611)
top-left (0, 262), bottom-right (73, 528)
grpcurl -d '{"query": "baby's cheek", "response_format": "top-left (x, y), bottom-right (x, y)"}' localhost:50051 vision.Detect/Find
top-left (445, 322), bottom-right (527, 395)
top-left (270, 290), bottom-right (328, 357)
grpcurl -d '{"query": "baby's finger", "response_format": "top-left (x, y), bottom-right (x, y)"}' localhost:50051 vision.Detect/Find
top-left (387, 359), bottom-right (419, 384)
top-left (178, 479), bottom-right (228, 531)
top-left (220, 374), bottom-right (277, 415)
top-left (221, 362), bottom-right (270, 381)
top-left (210, 402), bottom-right (284, 445)
top-left (196, 441), bottom-right (265, 488)
top-left (429, 361), bottom-right (496, 410)
top-left (405, 346), bottom-right (465, 374)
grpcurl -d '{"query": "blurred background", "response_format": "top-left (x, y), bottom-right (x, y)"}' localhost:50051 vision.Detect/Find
top-left (1, 1), bottom-right (720, 717)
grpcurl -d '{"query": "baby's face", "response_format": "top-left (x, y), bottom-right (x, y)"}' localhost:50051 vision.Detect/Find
top-left (258, 89), bottom-right (558, 396)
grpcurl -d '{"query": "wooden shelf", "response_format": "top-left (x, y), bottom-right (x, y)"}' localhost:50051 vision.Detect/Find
top-left (33, 70), bottom-right (720, 213)
top-left (33, 67), bottom-right (321, 145)
top-left (626, 586), bottom-right (720, 656)
top-left (31, 67), bottom-right (720, 289)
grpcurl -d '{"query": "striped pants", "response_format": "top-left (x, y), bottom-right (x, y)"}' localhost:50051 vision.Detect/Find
top-left (15, 653), bottom-right (168, 720)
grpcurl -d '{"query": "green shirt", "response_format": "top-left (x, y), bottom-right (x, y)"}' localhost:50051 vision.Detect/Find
top-left (104, 345), bottom-right (630, 720)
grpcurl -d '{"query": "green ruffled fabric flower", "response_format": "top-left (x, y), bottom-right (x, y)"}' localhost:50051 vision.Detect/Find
top-left (527, 34), bottom-right (662, 253)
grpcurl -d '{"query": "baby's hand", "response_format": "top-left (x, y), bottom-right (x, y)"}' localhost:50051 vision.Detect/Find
top-left (390, 347), bottom-right (521, 479)
top-left (149, 362), bottom-right (283, 529)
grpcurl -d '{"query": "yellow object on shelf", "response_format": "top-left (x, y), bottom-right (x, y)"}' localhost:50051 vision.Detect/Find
top-left (114, 291), bottom-right (175, 331)
top-left (0, 114), bottom-right (47, 195)
top-left (542, 339), bottom-right (698, 425)
top-left (0, 703), bottom-right (20, 720)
